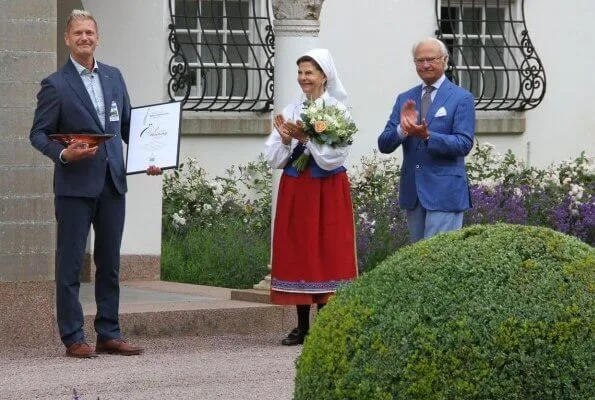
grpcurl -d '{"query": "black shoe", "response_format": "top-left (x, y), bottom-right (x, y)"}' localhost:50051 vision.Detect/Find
top-left (281, 328), bottom-right (306, 346)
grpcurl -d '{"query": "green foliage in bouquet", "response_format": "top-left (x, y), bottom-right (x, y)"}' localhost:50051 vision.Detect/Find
top-left (294, 224), bottom-right (594, 400)
top-left (301, 100), bottom-right (357, 146)
top-left (292, 100), bottom-right (357, 172)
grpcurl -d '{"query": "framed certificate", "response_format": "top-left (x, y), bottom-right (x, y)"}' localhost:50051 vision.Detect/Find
top-left (126, 101), bottom-right (182, 175)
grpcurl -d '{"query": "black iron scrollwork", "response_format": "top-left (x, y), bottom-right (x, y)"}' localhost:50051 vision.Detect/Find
top-left (435, 0), bottom-right (546, 111)
top-left (168, 24), bottom-right (192, 101)
top-left (167, 0), bottom-right (274, 112)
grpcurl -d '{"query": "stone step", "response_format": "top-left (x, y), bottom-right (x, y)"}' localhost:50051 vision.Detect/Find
top-left (80, 281), bottom-right (296, 343)
top-left (230, 288), bottom-right (272, 304)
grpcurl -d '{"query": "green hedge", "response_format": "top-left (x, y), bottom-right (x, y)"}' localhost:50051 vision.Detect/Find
top-left (295, 224), bottom-right (594, 400)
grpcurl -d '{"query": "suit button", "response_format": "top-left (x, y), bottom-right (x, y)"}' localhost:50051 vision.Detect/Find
top-left (105, 157), bottom-right (109, 161)
top-left (415, 164), bottom-right (420, 169)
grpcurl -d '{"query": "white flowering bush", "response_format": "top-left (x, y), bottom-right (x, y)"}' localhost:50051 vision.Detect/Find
top-left (161, 156), bottom-right (272, 288)
top-left (162, 155), bottom-right (271, 235)
top-left (349, 143), bottom-right (593, 273)
top-left (466, 142), bottom-right (594, 243)
top-left (162, 145), bottom-right (593, 287)
top-left (348, 151), bottom-right (409, 272)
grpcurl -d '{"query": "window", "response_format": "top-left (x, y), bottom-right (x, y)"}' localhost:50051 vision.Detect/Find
top-left (436, 0), bottom-right (546, 111)
top-left (168, 0), bottom-right (274, 112)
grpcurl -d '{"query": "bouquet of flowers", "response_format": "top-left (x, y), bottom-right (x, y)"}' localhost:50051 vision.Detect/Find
top-left (292, 100), bottom-right (358, 172)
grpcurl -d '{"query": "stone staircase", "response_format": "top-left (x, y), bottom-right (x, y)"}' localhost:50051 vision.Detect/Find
top-left (0, 280), bottom-right (295, 349)
top-left (79, 281), bottom-right (296, 345)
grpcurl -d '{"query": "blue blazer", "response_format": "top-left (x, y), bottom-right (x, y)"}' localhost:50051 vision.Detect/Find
top-left (378, 78), bottom-right (475, 212)
top-left (30, 59), bottom-right (131, 197)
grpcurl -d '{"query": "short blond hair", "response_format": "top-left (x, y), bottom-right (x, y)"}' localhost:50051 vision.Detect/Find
top-left (65, 9), bottom-right (98, 33)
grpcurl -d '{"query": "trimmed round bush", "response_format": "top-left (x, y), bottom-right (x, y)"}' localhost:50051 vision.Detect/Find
top-left (295, 224), bottom-right (594, 400)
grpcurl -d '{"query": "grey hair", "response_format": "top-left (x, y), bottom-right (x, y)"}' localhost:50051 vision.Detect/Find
top-left (65, 9), bottom-right (98, 33)
top-left (411, 38), bottom-right (449, 70)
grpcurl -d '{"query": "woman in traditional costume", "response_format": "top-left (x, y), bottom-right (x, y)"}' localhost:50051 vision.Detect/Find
top-left (264, 48), bottom-right (358, 346)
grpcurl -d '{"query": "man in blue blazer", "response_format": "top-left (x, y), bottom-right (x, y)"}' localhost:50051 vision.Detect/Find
top-left (378, 38), bottom-right (475, 243)
top-left (30, 10), bottom-right (159, 358)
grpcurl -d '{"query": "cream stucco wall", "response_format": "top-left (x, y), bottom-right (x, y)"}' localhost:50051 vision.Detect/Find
top-left (179, 0), bottom-right (595, 173)
top-left (76, 0), bottom-right (595, 256)
top-left (82, 0), bottom-right (169, 255)
top-left (319, 0), bottom-right (595, 168)
top-left (510, 1), bottom-right (595, 166)
top-left (319, 0), bottom-right (435, 168)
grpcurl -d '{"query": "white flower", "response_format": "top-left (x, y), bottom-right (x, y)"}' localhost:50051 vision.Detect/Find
top-left (172, 212), bottom-right (186, 227)
top-left (477, 178), bottom-right (499, 193)
top-left (186, 191), bottom-right (197, 201)
top-left (358, 212), bottom-right (369, 223)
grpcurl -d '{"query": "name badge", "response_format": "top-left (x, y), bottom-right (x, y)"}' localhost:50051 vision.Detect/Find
top-left (109, 101), bottom-right (120, 122)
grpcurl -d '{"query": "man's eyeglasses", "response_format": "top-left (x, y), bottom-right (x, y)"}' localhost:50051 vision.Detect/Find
top-left (414, 56), bottom-right (445, 65)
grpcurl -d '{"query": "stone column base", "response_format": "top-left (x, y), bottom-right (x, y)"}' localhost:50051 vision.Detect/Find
top-left (0, 281), bottom-right (58, 349)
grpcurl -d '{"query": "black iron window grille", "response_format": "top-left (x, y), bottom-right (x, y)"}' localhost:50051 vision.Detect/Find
top-left (168, 0), bottom-right (274, 112)
top-left (435, 0), bottom-right (546, 111)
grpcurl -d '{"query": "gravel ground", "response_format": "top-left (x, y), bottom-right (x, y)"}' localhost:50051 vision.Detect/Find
top-left (0, 334), bottom-right (301, 400)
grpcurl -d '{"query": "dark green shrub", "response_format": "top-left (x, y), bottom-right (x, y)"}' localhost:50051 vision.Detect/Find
top-left (295, 224), bottom-right (594, 400)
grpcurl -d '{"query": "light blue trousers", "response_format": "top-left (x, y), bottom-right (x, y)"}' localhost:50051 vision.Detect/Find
top-left (406, 202), bottom-right (464, 243)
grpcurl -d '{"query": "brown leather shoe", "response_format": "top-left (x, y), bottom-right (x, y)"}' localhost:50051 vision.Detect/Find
top-left (96, 339), bottom-right (144, 356)
top-left (65, 342), bottom-right (98, 358)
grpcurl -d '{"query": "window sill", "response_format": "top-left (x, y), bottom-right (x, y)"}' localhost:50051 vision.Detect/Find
top-left (476, 110), bottom-right (525, 135)
top-left (182, 112), bottom-right (272, 136)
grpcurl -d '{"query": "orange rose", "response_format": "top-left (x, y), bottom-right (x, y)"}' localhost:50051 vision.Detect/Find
top-left (314, 120), bottom-right (327, 133)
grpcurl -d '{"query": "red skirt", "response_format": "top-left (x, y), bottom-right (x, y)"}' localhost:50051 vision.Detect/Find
top-left (270, 168), bottom-right (358, 305)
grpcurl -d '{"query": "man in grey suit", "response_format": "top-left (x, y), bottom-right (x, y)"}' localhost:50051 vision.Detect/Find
top-left (30, 9), bottom-right (160, 358)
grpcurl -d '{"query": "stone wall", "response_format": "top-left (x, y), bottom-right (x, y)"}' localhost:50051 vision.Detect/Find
top-left (0, 0), bottom-right (59, 348)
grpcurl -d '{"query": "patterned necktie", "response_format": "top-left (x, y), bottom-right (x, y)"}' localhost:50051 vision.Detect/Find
top-left (420, 85), bottom-right (435, 122)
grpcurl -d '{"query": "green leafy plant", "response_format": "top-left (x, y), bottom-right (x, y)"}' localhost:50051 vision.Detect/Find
top-left (295, 224), bottom-right (594, 400)
top-left (161, 155), bottom-right (271, 288)
top-left (162, 217), bottom-right (269, 288)
top-left (348, 151), bottom-right (408, 273)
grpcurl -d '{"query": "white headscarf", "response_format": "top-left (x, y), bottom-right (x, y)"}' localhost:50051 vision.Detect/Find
top-left (302, 48), bottom-right (348, 103)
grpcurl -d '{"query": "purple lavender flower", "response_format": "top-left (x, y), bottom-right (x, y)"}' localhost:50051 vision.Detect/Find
top-left (552, 195), bottom-right (595, 245)
top-left (465, 185), bottom-right (528, 226)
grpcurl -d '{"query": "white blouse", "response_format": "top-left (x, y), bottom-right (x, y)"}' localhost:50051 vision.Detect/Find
top-left (264, 91), bottom-right (351, 171)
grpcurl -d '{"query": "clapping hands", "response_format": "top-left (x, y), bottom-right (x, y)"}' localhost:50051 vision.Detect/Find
top-left (274, 115), bottom-right (307, 144)
top-left (400, 100), bottom-right (429, 140)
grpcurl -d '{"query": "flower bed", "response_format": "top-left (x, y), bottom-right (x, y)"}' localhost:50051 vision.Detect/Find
top-left (162, 144), bottom-right (593, 286)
